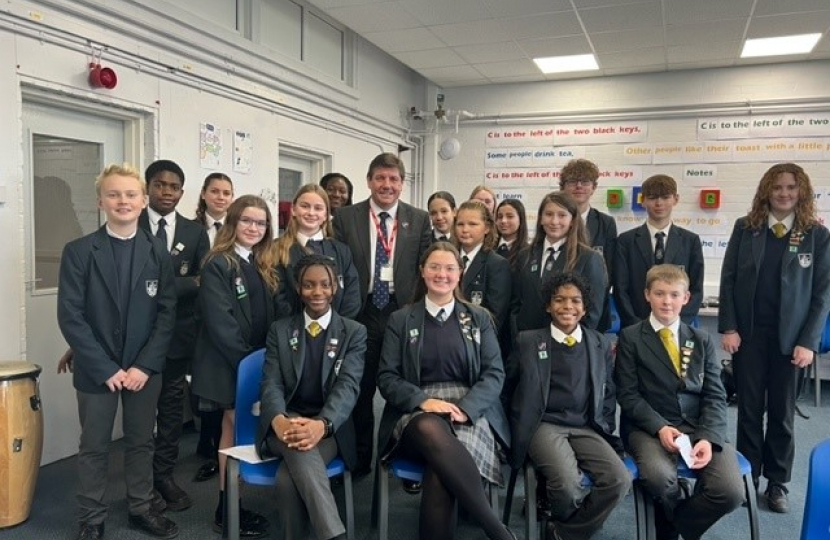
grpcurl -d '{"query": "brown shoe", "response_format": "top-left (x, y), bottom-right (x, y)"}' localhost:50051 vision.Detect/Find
top-left (765, 482), bottom-right (789, 513)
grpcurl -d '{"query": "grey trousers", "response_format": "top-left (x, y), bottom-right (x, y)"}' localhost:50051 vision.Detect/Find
top-left (628, 427), bottom-right (745, 540)
top-left (527, 423), bottom-right (631, 540)
top-left (267, 435), bottom-right (343, 540)
top-left (76, 375), bottom-right (162, 525)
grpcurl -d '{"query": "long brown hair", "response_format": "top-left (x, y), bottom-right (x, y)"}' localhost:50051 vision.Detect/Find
top-left (206, 195), bottom-right (279, 292)
top-left (195, 173), bottom-right (234, 227)
top-left (746, 163), bottom-right (817, 232)
top-left (455, 200), bottom-right (497, 251)
top-left (531, 191), bottom-right (591, 272)
top-left (274, 184), bottom-right (334, 267)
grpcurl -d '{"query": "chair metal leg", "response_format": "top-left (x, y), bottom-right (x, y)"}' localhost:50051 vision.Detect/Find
top-left (525, 463), bottom-right (538, 540)
top-left (378, 464), bottom-right (389, 540)
top-left (503, 468), bottom-right (518, 525)
top-left (636, 482), bottom-right (655, 540)
top-left (226, 457), bottom-right (240, 540)
top-left (743, 473), bottom-right (760, 540)
top-left (489, 481), bottom-right (499, 517)
top-left (632, 482), bottom-right (648, 540)
top-left (814, 355), bottom-right (821, 408)
top-left (343, 470), bottom-right (354, 540)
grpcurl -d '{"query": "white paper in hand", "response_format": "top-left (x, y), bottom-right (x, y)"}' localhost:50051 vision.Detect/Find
top-left (676, 434), bottom-right (694, 468)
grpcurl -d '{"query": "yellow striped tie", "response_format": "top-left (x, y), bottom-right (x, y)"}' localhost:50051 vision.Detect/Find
top-left (563, 336), bottom-right (577, 347)
top-left (772, 222), bottom-right (787, 238)
top-left (307, 321), bottom-right (322, 338)
top-left (658, 327), bottom-right (681, 375)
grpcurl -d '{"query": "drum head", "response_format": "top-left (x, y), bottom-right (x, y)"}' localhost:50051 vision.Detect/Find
top-left (0, 362), bottom-right (42, 382)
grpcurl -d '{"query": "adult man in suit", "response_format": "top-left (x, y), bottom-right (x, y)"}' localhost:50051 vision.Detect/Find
top-left (58, 164), bottom-right (178, 540)
top-left (613, 174), bottom-right (704, 328)
top-left (141, 160), bottom-right (210, 512)
top-left (616, 265), bottom-right (743, 540)
top-left (559, 159), bottom-right (617, 332)
top-left (333, 152), bottom-right (431, 477)
top-left (719, 163), bottom-right (830, 513)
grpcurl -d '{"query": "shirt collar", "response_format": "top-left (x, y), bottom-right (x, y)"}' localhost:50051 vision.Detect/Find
top-left (580, 207), bottom-right (591, 223)
top-left (234, 243), bottom-right (253, 261)
top-left (304, 308), bottom-right (332, 330)
top-left (543, 237), bottom-right (566, 253)
top-left (649, 314), bottom-right (680, 337)
top-left (646, 221), bottom-right (671, 239)
top-left (206, 213), bottom-right (225, 229)
top-left (461, 243), bottom-right (482, 264)
top-left (767, 213), bottom-right (795, 232)
top-left (147, 207), bottom-right (177, 227)
top-left (369, 199), bottom-right (398, 221)
top-left (434, 229), bottom-right (450, 240)
top-left (425, 296), bottom-right (455, 319)
top-left (105, 225), bottom-right (137, 240)
top-left (498, 238), bottom-right (513, 248)
top-left (297, 230), bottom-right (324, 246)
top-left (551, 323), bottom-right (583, 344)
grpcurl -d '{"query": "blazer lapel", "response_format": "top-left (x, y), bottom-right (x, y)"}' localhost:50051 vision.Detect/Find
top-left (406, 303), bottom-right (425, 382)
top-left (585, 209), bottom-right (599, 244)
top-left (463, 251), bottom-right (485, 290)
top-left (170, 212), bottom-right (188, 255)
top-left (640, 322), bottom-right (678, 379)
top-left (138, 210), bottom-right (151, 234)
top-left (751, 227), bottom-right (765, 272)
top-left (322, 313), bottom-right (345, 389)
top-left (635, 225), bottom-right (653, 265)
top-left (393, 204), bottom-right (411, 274)
top-left (90, 228), bottom-right (119, 308)
top-left (456, 303), bottom-right (479, 380)
top-left (236, 260), bottom-right (252, 328)
top-left (536, 332), bottom-right (552, 407)
top-left (129, 231), bottom-right (152, 296)
top-left (291, 315), bottom-right (305, 383)
top-left (354, 202), bottom-right (372, 271)
top-left (664, 227), bottom-right (681, 264)
top-left (781, 228), bottom-right (803, 271)
top-left (677, 324), bottom-right (699, 386)
top-left (584, 330), bottom-right (604, 407)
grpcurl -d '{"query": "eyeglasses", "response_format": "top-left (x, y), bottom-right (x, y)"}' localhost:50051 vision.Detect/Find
top-left (563, 179), bottom-right (595, 187)
top-left (424, 263), bottom-right (461, 273)
top-left (239, 217), bottom-right (269, 229)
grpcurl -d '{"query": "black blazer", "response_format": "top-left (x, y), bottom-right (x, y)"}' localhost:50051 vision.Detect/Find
top-left (511, 243), bottom-right (607, 333)
top-left (718, 217), bottom-right (830, 354)
top-left (613, 224), bottom-right (704, 328)
top-left (462, 249), bottom-right (512, 333)
top-left (508, 326), bottom-right (618, 469)
top-left (257, 312), bottom-right (366, 469)
top-left (585, 208), bottom-right (617, 281)
top-left (333, 199), bottom-right (431, 307)
top-left (139, 211), bottom-right (210, 360)
top-left (57, 226), bottom-right (176, 393)
top-left (376, 300), bottom-right (510, 454)
top-left (274, 240), bottom-right (361, 320)
top-left (615, 321), bottom-right (727, 448)
top-left (192, 254), bottom-right (276, 405)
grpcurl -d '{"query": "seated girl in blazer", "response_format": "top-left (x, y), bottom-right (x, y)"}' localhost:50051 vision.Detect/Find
top-left (191, 195), bottom-right (278, 538)
top-left (376, 242), bottom-right (514, 540)
top-left (274, 185), bottom-right (360, 320)
top-left (258, 254), bottom-right (366, 540)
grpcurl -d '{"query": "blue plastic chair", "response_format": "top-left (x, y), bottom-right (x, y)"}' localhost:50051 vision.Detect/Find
top-left (811, 314), bottom-right (830, 406)
top-left (800, 439), bottom-right (830, 540)
top-left (504, 456), bottom-right (645, 540)
top-left (224, 348), bottom-right (354, 540)
top-left (607, 294), bottom-right (621, 335)
top-left (638, 450), bottom-right (758, 540)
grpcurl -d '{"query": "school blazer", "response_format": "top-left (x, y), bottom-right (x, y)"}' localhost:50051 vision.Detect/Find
top-left (257, 312), bottom-right (366, 469)
top-left (332, 199), bottom-right (431, 307)
top-left (511, 243), bottom-right (607, 333)
top-left (586, 208), bottom-right (618, 281)
top-left (274, 240), bottom-right (361, 320)
top-left (613, 224), bottom-right (704, 328)
top-left (614, 321), bottom-right (727, 449)
top-left (376, 300), bottom-right (510, 455)
top-left (508, 326), bottom-right (618, 470)
top-left (192, 254), bottom-right (276, 405)
top-left (57, 226), bottom-right (177, 393)
top-left (718, 217), bottom-right (830, 354)
top-left (139, 211), bottom-right (210, 360)
top-left (462, 249), bottom-right (512, 333)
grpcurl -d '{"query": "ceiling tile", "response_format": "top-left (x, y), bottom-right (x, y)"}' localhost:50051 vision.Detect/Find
top-left (498, 11), bottom-right (583, 40)
top-left (481, 0), bottom-right (572, 18)
top-left (392, 48), bottom-right (467, 68)
top-left (667, 42), bottom-right (742, 64)
top-left (665, 19), bottom-right (748, 47)
top-left (753, 0), bottom-right (830, 17)
top-left (362, 27), bottom-right (446, 52)
top-left (604, 64), bottom-right (666, 76)
top-left (577, 0), bottom-right (659, 8)
top-left (429, 20), bottom-right (512, 46)
top-left (578, 2), bottom-right (664, 33)
top-left (401, 0), bottom-right (493, 25)
top-left (590, 28), bottom-right (665, 53)
top-left (664, 0), bottom-right (755, 25)
top-left (517, 35), bottom-right (594, 58)
top-left (453, 41), bottom-right (527, 63)
top-left (307, 0), bottom-right (386, 9)
top-left (598, 46), bottom-right (666, 68)
top-left (418, 65), bottom-right (484, 81)
top-left (487, 74), bottom-right (550, 84)
top-left (327, 2), bottom-right (421, 33)
top-left (473, 59), bottom-right (540, 78)
top-left (747, 12), bottom-right (830, 38)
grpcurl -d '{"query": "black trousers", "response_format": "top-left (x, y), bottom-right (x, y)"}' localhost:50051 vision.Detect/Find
top-left (353, 296), bottom-right (398, 473)
top-left (153, 356), bottom-right (188, 481)
top-left (733, 328), bottom-right (798, 483)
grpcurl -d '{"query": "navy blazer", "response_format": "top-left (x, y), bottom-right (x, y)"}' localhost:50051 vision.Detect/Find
top-left (257, 312), bottom-right (366, 469)
top-left (718, 217), bottom-right (830, 354)
top-left (274, 240), bottom-right (361, 320)
top-left (462, 249), bottom-right (512, 333)
top-left (613, 223), bottom-right (704, 328)
top-left (585, 208), bottom-right (617, 281)
top-left (511, 243), bottom-right (607, 333)
top-left (58, 226), bottom-right (176, 393)
top-left (139, 210), bottom-right (210, 360)
top-left (615, 321), bottom-right (727, 448)
top-left (508, 326), bottom-right (619, 469)
top-left (333, 199), bottom-right (431, 308)
top-left (376, 300), bottom-right (510, 455)
top-left (192, 253), bottom-right (276, 405)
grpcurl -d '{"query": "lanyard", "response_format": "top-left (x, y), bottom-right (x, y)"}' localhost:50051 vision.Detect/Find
top-left (370, 208), bottom-right (397, 258)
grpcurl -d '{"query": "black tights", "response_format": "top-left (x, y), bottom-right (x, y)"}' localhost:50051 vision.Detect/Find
top-left (399, 414), bottom-right (511, 540)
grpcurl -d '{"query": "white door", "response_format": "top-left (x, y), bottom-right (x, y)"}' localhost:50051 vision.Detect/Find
top-left (22, 101), bottom-right (126, 465)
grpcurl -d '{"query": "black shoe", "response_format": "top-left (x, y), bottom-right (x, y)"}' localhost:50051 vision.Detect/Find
top-left (128, 511), bottom-right (179, 539)
top-left (765, 482), bottom-right (789, 513)
top-left (402, 479), bottom-right (422, 494)
top-left (545, 522), bottom-right (563, 540)
top-left (239, 507), bottom-right (269, 529)
top-left (212, 514), bottom-right (268, 538)
top-left (352, 466), bottom-right (372, 480)
top-left (154, 478), bottom-right (192, 512)
top-left (193, 460), bottom-right (220, 483)
top-left (75, 522), bottom-right (104, 540)
top-left (150, 489), bottom-right (167, 514)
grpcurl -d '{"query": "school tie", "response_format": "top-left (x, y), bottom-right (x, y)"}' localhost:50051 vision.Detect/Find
top-left (306, 239), bottom-right (323, 254)
top-left (247, 253), bottom-right (255, 265)
top-left (540, 246), bottom-right (556, 279)
top-left (438, 235), bottom-right (448, 241)
top-left (435, 308), bottom-right (446, 323)
top-left (563, 335), bottom-right (577, 347)
top-left (772, 222), bottom-right (787, 239)
top-left (214, 221), bottom-right (222, 231)
top-left (658, 327), bottom-right (681, 375)
top-left (654, 232), bottom-right (666, 264)
top-left (462, 255), bottom-right (470, 270)
top-left (372, 212), bottom-right (391, 309)
top-left (156, 217), bottom-right (168, 250)
top-left (307, 321), bottom-right (322, 338)
top-left (497, 243), bottom-right (509, 255)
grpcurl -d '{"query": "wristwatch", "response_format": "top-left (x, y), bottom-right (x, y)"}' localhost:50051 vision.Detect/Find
top-left (315, 416), bottom-right (334, 438)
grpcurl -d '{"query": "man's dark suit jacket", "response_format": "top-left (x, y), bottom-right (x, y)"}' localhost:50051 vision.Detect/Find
top-left (332, 199), bottom-right (431, 308)
top-left (58, 226), bottom-right (176, 393)
top-left (718, 216), bottom-right (830, 354)
top-left (192, 254), bottom-right (276, 405)
top-left (461, 249), bottom-right (511, 333)
top-left (274, 239), bottom-right (361, 320)
top-left (507, 326), bottom-right (619, 470)
top-left (511, 243), bottom-right (607, 333)
top-left (376, 300), bottom-right (510, 455)
top-left (257, 312), bottom-right (366, 469)
top-left (139, 210), bottom-right (209, 360)
top-left (613, 224), bottom-right (704, 328)
top-left (615, 320), bottom-right (727, 449)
